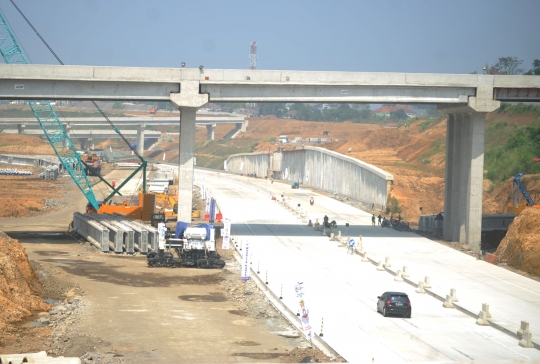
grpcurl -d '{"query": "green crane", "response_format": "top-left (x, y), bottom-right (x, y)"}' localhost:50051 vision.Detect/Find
top-left (0, 10), bottom-right (100, 210)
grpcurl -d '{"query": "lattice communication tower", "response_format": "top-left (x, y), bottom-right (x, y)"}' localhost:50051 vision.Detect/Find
top-left (249, 41), bottom-right (257, 70)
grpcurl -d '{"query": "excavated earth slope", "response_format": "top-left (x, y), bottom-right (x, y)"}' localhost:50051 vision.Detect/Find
top-left (495, 208), bottom-right (540, 277)
top-left (0, 232), bottom-right (50, 342)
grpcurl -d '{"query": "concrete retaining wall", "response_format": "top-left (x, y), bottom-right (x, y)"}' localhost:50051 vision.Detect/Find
top-left (224, 152), bottom-right (270, 178)
top-left (225, 147), bottom-right (393, 209)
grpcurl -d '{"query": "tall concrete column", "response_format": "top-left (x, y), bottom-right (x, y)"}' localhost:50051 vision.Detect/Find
top-left (206, 124), bottom-right (215, 141)
top-left (79, 137), bottom-right (88, 150)
top-left (170, 79), bottom-right (209, 223)
top-left (136, 124), bottom-right (145, 155)
top-left (465, 112), bottom-right (486, 252)
top-left (177, 107), bottom-right (197, 222)
top-left (458, 113), bottom-right (472, 243)
top-left (442, 114), bottom-right (455, 240)
top-left (17, 123), bottom-right (25, 134)
top-left (449, 114), bottom-right (463, 242)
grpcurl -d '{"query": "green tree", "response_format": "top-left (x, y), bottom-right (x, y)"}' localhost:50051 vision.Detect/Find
top-left (524, 59), bottom-right (540, 75)
top-left (258, 103), bottom-right (286, 117)
top-left (391, 109), bottom-right (408, 120)
top-left (493, 56), bottom-right (524, 75)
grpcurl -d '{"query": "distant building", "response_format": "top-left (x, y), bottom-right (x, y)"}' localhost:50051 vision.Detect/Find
top-left (278, 135), bottom-right (289, 143)
top-left (372, 105), bottom-right (416, 118)
top-left (283, 110), bottom-right (297, 119)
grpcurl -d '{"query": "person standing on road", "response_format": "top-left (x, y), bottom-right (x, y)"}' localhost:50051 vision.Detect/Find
top-left (371, 214), bottom-right (376, 226)
top-left (377, 214), bottom-right (382, 226)
top-left (310, 197), bottom-right (314, 206)
top-left (111, 180), bottom-right (116, 189)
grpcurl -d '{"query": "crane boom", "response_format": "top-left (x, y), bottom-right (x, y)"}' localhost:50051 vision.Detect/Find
top-left (0, 10), bottom-right (100, 210)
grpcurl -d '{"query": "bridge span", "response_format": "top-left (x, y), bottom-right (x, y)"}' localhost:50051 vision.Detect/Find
top-left (0, 64), bottom-right (539, 252)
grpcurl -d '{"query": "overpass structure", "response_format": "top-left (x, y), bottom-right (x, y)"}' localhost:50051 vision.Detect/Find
top-left (0, 114), bottom-right (247, 150)
top-left (0, 128), bottom-right (162, 150)
top-left (0, 64), bottom-right (539, 252)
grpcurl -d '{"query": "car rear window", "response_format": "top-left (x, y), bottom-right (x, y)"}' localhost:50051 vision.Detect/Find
top-left (390, 295), bottom-right (410, 303)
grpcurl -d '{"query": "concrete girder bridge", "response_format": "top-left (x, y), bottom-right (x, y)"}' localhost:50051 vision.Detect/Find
top-left (0, 64), bottom-right (539, 252)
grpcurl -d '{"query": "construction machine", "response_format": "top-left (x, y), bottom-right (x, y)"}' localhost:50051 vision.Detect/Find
top-left (153, 193), bottom-right (179, 221)
top-left (147, 222), bottom-right (225, 268)
top-left (507, 172), bottom-right (540, 213)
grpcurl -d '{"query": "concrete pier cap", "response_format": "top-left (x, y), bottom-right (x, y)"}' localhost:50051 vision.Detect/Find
top-left (169, 81), bottom-right (209, 222)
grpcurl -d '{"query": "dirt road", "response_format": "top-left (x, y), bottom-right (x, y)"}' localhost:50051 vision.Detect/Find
top-left (16, 234), bottom-right (309, 363)
top-left (0, 174), bottom-right (335, 363)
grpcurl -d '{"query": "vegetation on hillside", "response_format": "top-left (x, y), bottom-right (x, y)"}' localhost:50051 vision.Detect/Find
top-left (484, 104), bottom-right (540, 184)
top-left (195, 138), bottom-right (259, 170)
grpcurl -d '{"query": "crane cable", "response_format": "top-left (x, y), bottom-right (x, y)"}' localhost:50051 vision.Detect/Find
top-left (9, 0), bottom-right (145, 163)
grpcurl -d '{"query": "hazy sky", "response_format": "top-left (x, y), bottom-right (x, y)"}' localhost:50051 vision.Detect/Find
top-left (1, 0), bottom-right (539, 74)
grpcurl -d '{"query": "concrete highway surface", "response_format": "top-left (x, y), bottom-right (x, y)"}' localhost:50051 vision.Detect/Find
top-left (197, 169), bottom-right (540, 363)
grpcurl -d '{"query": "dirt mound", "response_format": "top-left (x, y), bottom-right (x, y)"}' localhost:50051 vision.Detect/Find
top-left (0, 232), bottom-right (50, 339)
top-left (0, 134), bottom-right (55, 156)
top-left (495, 208), bottom-right (540, 276)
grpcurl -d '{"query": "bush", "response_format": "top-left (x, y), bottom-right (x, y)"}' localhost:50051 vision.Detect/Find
top-left (28, 206), bottom-right (40, 212)
top-left (386, 195), bottom-right (402, 214)
top-left (262, 136), bottom-right (276, 143)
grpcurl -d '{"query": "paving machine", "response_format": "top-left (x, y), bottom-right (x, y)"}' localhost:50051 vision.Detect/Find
top-left (147, 222), bottom-right (225, 269)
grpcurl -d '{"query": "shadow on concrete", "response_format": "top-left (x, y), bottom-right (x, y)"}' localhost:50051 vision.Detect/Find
top-left (231, 223), bottom-right (420, 239)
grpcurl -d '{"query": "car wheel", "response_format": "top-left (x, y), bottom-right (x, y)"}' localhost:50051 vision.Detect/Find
top-left (406, 312), bottom-right (411, 318)
top-left (383, 307), bottom-right (387, 317)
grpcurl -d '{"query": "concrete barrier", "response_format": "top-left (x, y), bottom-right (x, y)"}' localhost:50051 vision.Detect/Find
top-left (476, 310), bottom-right (490, 326)
top-left (518, 321), bottom-right (530, 340)
top-left (443, 295), bottom-right (455, 308)
top-left (376, 260), bottom-right (385, 271)
top-left (394, 270), bottom-right (404, 282)
top-left (415, 281), bottom-right (426, 294)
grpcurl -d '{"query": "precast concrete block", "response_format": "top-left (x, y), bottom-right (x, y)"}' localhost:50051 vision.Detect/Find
top-left (482, 303), bottom-right (492, 319)
top-left (519, 331), bottom-right (534, 348)
top-left (376, 260), bottom-right (385, 271)
top-left (476, 310), bottom-right (490, 326)
top-left (518, 321), bottom-right (530, 340)
top-left (424, 276), bottom-right (432, 288)
top-left (402, 266), bottom-right (410, 277)
top-left (337, 231), bottom-right (342, 241)
top-left (443, 295), bottom-right (455, 308)
top-left (361, 251), bottom-right (370, 262)
top-left (384, 256), bottom-right (391, 268)
top-left (450, 288), bottom-right (458, 302)
top-left (329, 233), bottom-right (335, 241)
top-left (394, 270), bottom-right (404, 282)
top-left (415, 281), bottom-right (426, 294)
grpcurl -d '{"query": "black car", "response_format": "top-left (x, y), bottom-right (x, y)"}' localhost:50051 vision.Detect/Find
top-left (377, 291), bottom-right (411, 318)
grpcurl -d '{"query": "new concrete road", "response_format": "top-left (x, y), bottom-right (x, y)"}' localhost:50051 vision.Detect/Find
top-left (196, 170), bottom-right (540, 363)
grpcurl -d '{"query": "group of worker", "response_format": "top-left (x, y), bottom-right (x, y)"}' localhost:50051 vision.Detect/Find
top-left (372, 213), bottom-right (401, 226)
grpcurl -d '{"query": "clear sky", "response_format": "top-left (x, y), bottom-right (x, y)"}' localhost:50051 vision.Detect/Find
top-left (1, 0), bottom-right (539, 74)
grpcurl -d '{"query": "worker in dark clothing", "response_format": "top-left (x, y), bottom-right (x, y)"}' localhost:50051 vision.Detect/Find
top-left (377, 214), bottom-right (382, 225)
top-left (398, 214), bottom-right (402, 222)
top-left (310, 197), bottom-right (314, 206)
top-left (323, 215), bottom-right (329, 228)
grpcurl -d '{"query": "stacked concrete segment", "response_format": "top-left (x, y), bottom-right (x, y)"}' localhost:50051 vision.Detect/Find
top-left (89, 215), bottom-right (125, 253)
top-left (72, 212), bottom-right (109, 252)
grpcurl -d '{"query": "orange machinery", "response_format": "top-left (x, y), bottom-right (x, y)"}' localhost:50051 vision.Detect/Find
top-left (86, 192), bottom-right (155, 222)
